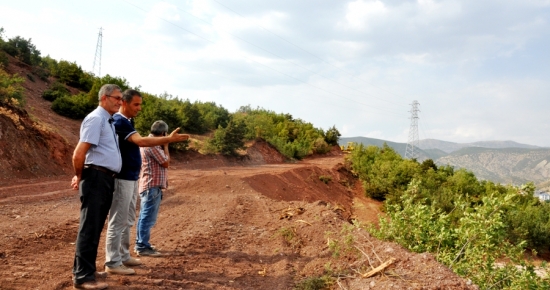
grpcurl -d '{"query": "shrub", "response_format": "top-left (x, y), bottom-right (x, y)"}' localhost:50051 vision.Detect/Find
top-left (51, 93), bottom-right (95, 119)
top-left (42, 82), bottom-right (70, 102)
top-left (0, 68), bottom-right (25, 106)
top-left (56, 60), bottom-right (93, 91)
top-left (208, 118), bottom-right (246, 156)
top-left (370, 181), bottom-right (549, 289)
top-left (87, 74), bottom-right (130, 106)
top-left (0, 51), bottom-right (8, 68)
top-left (1, 35), bottom-right (41, 66)
top-left (319, 175), bottom-right (332, 184)
top-left (313, 137), bottom-right (331, 154)
top-left (324, 125), bottom-right (341, 146)
top-left (294, 276), bottom-right (330, 290)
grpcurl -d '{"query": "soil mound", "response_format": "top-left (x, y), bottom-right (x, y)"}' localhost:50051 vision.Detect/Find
top-left (0, 103), bottom-right (72, 183)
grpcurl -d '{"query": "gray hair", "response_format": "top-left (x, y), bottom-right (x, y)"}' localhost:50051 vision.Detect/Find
top-left (151, 120), bottom-right (169, 136)
top-left (98, 84), bottom-right (122, 101)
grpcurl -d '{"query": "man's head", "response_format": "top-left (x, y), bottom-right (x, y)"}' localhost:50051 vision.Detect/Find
top-left (98, 84), bottom-right (122, 115)
top-left (120, 89), bottom-right (143, 118)
top-left (151, 120), bottom-right (168, 137)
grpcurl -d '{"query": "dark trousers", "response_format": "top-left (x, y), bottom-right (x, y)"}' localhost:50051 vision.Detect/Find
top-left (73, 168), bottom-right (114, 284)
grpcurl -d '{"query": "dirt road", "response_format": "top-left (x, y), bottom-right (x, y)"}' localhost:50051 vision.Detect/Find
top-left (0, 155), bottom-right (476, 289)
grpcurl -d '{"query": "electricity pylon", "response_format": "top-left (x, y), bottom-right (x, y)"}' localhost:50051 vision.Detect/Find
top-left (405, 100), bottom-right (420, 160)
top-left (92, 27), bottom-right (103, 77)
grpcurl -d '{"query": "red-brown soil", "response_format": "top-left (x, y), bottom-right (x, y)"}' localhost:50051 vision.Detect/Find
top-left (0, 56), bottom-right (477, 289)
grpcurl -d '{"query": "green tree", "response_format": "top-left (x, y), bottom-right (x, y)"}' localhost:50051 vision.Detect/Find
top-left (324, 125), bottom-right (341, 146)
top-left (51, 93), bottom-right (95, 119)
top-left (134, 93), bottom-right (181, 135)
top-left (208, 118), bottom-right (246, 156)
top-left (1, 35), bottom-right (41, 66)
top-left (195, 101), bottom-right (230, 131)
top-left (87, 74), bottom-right (130, 105)
top-left (42, 82), bottom-right (70, 102)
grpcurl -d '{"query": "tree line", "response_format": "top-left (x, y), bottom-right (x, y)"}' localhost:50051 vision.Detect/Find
top-left (0, 28), bottom-right (340, 158)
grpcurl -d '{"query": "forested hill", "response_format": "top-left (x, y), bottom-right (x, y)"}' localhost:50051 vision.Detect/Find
top-left (340, 136), bottom-right (550, 185)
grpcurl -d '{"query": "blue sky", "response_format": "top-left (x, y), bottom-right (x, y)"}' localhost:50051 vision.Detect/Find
top-left (1, 0), bottom-right (549, 146)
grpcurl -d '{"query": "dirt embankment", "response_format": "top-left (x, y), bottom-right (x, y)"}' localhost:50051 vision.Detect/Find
top-left (0, 54), bottom-right (80, 185)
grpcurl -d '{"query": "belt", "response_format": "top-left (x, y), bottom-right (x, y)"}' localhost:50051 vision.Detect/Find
top-left (84, 164), bottom-right (117, 177)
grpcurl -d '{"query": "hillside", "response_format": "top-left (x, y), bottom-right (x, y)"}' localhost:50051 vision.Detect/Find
top-left (0, 54), bottom-right (81, 184)
top-left (340, 136), bottom-right (550, 185)
top-left (418, 138), bottom-right (541, 153)
top-left (0, 54), bottom-right (477, 289)
top-left (438, 147), bottom-right (550, 184)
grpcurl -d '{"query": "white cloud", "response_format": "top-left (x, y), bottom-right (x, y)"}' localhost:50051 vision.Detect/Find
top-left (1, 0), bottom-right (549, 146)
top-left (342, 0), bottom-right (387, 30)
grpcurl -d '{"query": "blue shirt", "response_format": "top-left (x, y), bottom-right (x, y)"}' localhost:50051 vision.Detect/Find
top-left (113, 112), bottom-right (141, 180)
top-left (80, 106), bottom-right (122, 173)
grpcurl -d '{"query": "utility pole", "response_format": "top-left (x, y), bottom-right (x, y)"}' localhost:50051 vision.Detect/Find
top-left (405, 100), bottom-right (420, 160)
top-left (92, 27), bottom-right (103, 77)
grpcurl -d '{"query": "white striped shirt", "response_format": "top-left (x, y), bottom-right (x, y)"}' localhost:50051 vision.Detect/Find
top-left (80, 106), bottom-right (122, 173)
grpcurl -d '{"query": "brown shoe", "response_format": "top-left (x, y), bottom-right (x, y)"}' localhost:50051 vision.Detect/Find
top-left (105, 264), bottom-right (135, 275)
top-left (73, 280), bottom-right (108, 289)
top-left (94, 271), bottom-right (108, 279)
top-left (122, 257), bottom-right (142, 266)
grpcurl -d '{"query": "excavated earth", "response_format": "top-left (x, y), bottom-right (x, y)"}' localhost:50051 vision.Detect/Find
top-left (0, 55), bottom-right (478, 289)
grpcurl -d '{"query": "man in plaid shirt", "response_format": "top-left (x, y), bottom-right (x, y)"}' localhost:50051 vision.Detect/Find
top-left (134, 120), bottom-right (172, 256)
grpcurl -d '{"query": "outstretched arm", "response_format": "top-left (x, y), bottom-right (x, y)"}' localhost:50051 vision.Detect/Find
top-left (127, 128), bottom-right (189, 147)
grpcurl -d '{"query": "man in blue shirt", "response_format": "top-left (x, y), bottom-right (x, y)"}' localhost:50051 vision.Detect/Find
top-left (104, 89), bottom-right (189, 275)
top-left (71, 84), bottom-right (123, 290)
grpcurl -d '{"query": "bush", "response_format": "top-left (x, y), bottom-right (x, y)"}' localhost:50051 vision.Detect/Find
top-left (56, 60), bottom-right (93, 91)
top-left (0, 51), bottom-right (8, 68)
top-left (31, 66), bottom-right (49, 81)
top-left (370, 181), bottom-right (549, 289)
top-left (0, 68), bottom-right (25, 106)
top-left (42, 82), bottom-right (70, 102)
top-left (87, 74), bottom-right (130, 106)
top-left (1, 35), bottom-right (41, 66)
top-left (51, 93), bottom-right (95, 119)
top-left (324, 125), bottom-right (341, 146)
top-left (208, 119), bottom-right (246, 156)
top-left (134, 94), bottom-right (182, 136)
top-left (233, 106), bottom-right (327, 159)
top-left (313, 137), bottom-right (331, 154)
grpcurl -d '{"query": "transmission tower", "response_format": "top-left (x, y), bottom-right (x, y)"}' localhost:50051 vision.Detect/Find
top-left (92, 27), bottom-right (103, 77)
top-left (405, 100), bottom-right (420, 160)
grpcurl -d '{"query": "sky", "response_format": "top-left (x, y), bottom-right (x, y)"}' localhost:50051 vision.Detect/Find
top-left (1, 0), bottom-right (550, 146)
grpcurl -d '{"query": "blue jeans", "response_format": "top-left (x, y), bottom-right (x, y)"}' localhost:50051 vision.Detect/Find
top-left (135, 187), bottom-right (162, 252)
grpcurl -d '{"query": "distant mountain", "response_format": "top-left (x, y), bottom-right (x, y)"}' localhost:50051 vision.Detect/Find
top-left (339, 137), bottom-right (452, 161)
top-left (418, 139), bottom-right (540, 153)
top-left (340, 136), bottom-right (550, 185)
top-left (437, 147), bottom-right (550, 184)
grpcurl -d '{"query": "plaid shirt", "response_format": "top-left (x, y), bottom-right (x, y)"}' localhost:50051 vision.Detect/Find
top-left (138, 138), bottom-right (169, 192)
